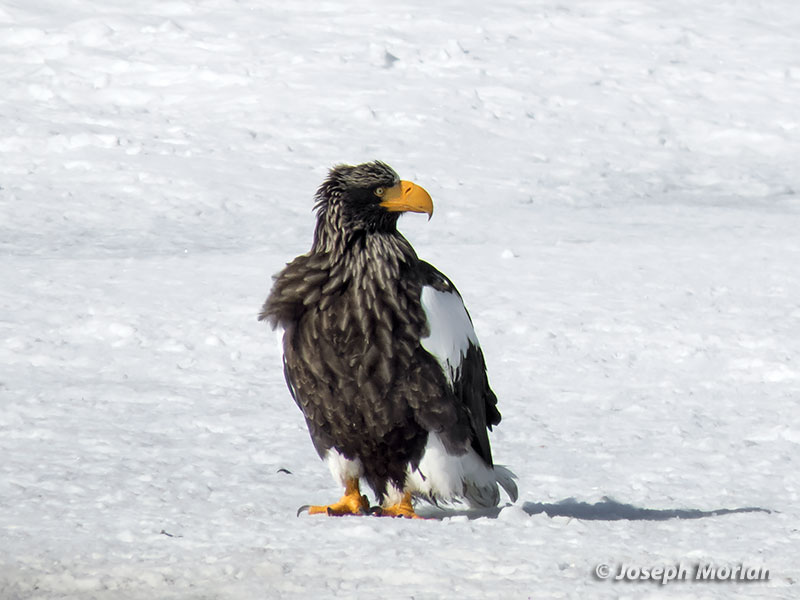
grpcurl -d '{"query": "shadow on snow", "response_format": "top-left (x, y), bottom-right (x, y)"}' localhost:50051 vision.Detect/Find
top-left (419, 496), bottom-right (771, 521)
top-left (521, 497), bottom-right (771, 521)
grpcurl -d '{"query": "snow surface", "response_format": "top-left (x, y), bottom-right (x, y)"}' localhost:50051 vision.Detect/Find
top-left (2, 0), bottom-right (800, 598)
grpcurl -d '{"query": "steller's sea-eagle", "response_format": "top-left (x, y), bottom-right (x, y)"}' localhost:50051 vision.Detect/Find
top-left (260, 161), bottom-right (517, 518)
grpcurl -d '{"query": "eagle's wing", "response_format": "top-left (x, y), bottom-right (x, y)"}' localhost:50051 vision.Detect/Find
top-left (413, 261), bottom-right (517, 505)
top-left (417, 262), bottom-right (500, 463)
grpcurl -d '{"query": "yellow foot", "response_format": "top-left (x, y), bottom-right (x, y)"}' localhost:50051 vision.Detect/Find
top-left (373, 492), bottom-right (422, 519)
top-left (298, 478), bottom-right (370, 517)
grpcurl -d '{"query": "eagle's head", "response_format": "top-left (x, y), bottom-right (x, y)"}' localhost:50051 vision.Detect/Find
top-left (312, 161), bottom-right (433, 251)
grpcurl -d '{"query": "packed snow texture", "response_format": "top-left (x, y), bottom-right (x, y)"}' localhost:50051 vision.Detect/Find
top-left (2, 0), bottom-right (800, 598)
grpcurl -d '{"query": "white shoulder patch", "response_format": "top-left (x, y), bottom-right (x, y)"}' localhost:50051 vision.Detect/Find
top-left (420, 285), bottom-right (479, 386)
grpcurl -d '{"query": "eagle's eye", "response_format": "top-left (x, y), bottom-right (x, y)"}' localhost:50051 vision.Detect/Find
top-left (374, 187), bottom-right (386, 198)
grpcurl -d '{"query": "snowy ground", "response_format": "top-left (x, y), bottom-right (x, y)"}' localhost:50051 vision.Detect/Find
top-left (2, 0), bottom-right (800, 598)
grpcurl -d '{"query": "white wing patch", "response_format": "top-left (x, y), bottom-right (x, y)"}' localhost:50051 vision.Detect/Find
top-left (419, 285), bottom-right (479, 386)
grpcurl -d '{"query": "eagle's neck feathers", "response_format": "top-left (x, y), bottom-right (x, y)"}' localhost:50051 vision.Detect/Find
top-left (260, 201), bottom-right (420, 330)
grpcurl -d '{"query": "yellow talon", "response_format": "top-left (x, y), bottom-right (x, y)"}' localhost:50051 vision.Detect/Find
top-left (375, 492), bottom-right (422, 519)
top-left (301, 478), bottom-right (370, 517)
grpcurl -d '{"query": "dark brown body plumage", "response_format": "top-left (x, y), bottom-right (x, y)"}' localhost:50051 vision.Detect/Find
top-left (260, 162), bottom-right (502, 503)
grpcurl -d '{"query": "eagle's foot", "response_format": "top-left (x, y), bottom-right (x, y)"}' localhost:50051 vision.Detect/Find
top-left (299, 478), bottom-right (370, 517)
top-left (372, 492), bottom-right (422, 519)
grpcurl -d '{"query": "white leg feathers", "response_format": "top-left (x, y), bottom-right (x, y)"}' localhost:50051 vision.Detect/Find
top-left (324, 439), bottom-right (517, 509)
top-left (324, 448), bottom-right (364, 486)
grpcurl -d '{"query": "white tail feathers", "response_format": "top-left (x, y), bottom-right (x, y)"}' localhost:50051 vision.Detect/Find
top-left (494, 465), bottom-right (519, 503)
top-left (406, 433), bottom-right (519, 508)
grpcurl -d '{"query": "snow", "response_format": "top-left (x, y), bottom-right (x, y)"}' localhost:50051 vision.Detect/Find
top-left (1, 0), bottom-right (799, 598)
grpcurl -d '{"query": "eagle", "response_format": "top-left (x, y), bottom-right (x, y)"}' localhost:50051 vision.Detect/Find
top-left (260, 161), bottom-right (517, 518)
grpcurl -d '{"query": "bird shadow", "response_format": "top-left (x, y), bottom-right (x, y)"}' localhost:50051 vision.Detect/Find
top-left (418, 496), bottom-right (772, 521)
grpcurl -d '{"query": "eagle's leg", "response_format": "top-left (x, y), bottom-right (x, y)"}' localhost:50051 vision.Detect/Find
top-left (374, 491), bottom-right (421, 519)
top-left (302, 477), bottom-right (369, 517)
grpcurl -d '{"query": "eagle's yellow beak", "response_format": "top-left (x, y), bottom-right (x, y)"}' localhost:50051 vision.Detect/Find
top-left (380, 181), bottom-right (433, 219)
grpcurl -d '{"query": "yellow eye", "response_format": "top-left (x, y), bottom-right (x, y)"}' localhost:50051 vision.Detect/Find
top-left (374, 187), bottom-right (386, 197)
